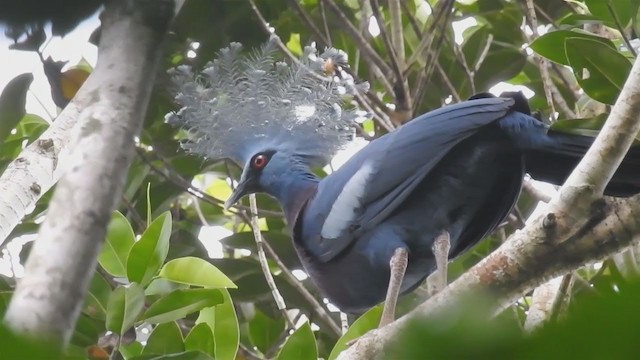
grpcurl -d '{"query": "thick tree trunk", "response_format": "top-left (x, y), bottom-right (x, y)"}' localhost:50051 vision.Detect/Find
top-left (3, 0), bottom-right (174, 347)
top-left (337, 51), bottom-right (640, 360)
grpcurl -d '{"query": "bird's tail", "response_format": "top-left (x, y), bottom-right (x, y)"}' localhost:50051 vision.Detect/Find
top-left (525, 131), bottom-right (640, 197)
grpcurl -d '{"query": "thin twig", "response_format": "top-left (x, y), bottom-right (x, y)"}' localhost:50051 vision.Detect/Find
top-left (121, 195), bottom-right (146, 231)
top-left (405, 0), bottom-right (452, 67)
top-left (606, 2), bottom-right (636, 57)
top-left (136, 147), bottom-right (283, 218)
top-left (247, 0), bottom-right (336, 85)
top-left (369, 0), bottom-right (403, 84)
top-left (548, 273), bottom-right (574, 322)
top-left (388, 0), bottom-right (405, 66)
top-left (249, 193), bottom-right (295, 328)
top-left (320, 0), bottom-right (395, 93)
top-left (533, 2), bottom-right (560, 29)
top-left (340, 312), bottom-right (349, 334)
top-left (452, 42), bottom-right (476, 94)
top-left (262, 237), bottom-right (342, 336)
top-left (436, 62), bottom-right (462, 102)
top-left (286, 0), bottom-right (331, 48)
top-left (523, 0), bottom-right (576, 120)
top-left (473, 33), bottom-right (493, 73)
top-left (411, 0), bottom-right (454, 113)
top-left (319, 0), bottom-right (333, 46)
top-left (354, 90), bottom-right (395, 132)
top-left (191, 195), bottom-right (210, 226)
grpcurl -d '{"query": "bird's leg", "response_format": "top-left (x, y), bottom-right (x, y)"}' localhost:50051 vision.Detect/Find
top-left (428, 231), bottom-right (451, 296)
top-left (379, 247), bottom-right (408, 328)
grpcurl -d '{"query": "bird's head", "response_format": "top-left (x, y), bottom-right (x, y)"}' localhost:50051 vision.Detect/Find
top-left (167, 38), bottom-right (366, 209)
top-left (224, 149), bottom-right (317, 209)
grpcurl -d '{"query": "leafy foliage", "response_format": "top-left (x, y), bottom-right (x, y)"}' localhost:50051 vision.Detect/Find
top-left (2, 0), bottom-right (640, 359)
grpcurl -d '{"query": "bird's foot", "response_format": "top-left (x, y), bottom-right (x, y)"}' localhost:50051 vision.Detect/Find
top-left (379, 247), bottom-right (409, 328)
top-left (427, 230), bottom-right (450, 296)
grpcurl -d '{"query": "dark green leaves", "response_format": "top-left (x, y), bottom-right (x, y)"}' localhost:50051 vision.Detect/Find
top-left (99, 211), bottom-right (136, 277)
top-left (0, 73), bottom-right (33, 143)
top-left (585, 0), bottom-right (636, 29)
top-left (106, 283), bottom-right (145, 335)
top-left (565, 38), bottom-right (632, 104)
top-left (142, 321), bottom-right (184, 355)
top-left (211, 289), bottom-right (239, 360)
top-left (127, 212), bottom-right (172, 286)
top-left (141, 288), bottom-right (223, 324)
top-left (531, 30), bottom-right (632, 104)
top-left (184, 323), bottom-right (215, 357)
top-left (83, 272), bottom-right (112, 320)
top-left (249, 310), bottom-right (285, 354)
top-left (277, 322), bottom-right (318, 360)
top-left (158, 257), bottom-right (237, 289)
top-left (329, 306), bottom-right (382, 360)
top-left (530, 30), bottom-right (615, 66)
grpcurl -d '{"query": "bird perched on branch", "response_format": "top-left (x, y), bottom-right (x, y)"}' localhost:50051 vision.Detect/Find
top-left (168, 38), bottom-right (640, 326)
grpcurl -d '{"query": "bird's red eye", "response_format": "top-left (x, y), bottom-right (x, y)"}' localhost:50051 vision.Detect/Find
top-left (252, 154), bottom-right (268, 169)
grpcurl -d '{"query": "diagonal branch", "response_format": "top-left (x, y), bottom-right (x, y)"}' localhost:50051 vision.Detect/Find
top-left (387, 0), bottom-right (404, 67)
top-left (320, 0), bottom-right (394, 80)
top-left (523, 0), bottom-right (576, 119)
top-left (286, 0), bottom-right (331, 48)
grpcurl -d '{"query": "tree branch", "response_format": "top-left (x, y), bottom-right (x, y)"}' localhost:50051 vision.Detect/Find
top-left (3, 0), bottom-right (175, 346)
top-left (320, 0), bottom-right (395, 93)
top-left (523, 0), bottom-right (576, 119)
top-left (248, 194), bottom-right (296, 329)
top-left (336, 40), bottom-right (640, 360)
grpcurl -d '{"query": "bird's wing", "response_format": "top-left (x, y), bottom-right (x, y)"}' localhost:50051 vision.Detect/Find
top-left (300, 97), bottom-right (516, 262)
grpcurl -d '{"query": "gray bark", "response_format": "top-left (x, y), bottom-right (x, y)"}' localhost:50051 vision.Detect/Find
top-left (3, 0), bottom-right (175, 347)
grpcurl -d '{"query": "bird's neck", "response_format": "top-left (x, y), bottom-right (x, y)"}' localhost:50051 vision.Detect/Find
top-left (269, 169), bottom-right (319, 227)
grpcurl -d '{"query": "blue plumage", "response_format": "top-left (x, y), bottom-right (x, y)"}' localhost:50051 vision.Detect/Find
top-left (170, 42), bottom-right (640, 315)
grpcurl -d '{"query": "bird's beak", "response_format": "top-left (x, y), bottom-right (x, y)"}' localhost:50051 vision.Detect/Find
top-left (224, 180), bottom-right (250, 210)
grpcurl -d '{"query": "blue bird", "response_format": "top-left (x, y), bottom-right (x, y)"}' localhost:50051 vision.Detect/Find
top-left (168, 39), bottom-right (640, 326)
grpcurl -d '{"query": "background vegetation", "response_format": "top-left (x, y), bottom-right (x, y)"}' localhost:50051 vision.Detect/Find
top-left (1, 0), bottom-right (640, 359)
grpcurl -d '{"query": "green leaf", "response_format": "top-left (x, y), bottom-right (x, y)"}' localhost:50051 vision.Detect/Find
top-left (585, 0), bottom-right (634, 29)
top-left (158, 257), bottom-right (237, 288)
top-left (329, 305), bottom-right (382, 360)
top-left (277, 322), bottom-right (317, 360)
top-left (145, 278), bottom-right (189, 296)
top-left (204, 178), bottom-right (231, 202)
top-left (530, 30), bottom-right (615, 65)
top-left (184, 323), bottom-right (215, 357)
top-left (142, 322), bottom-right (184, 355)
top-left (71, 313), bottom-right (105, 348)
top-left (120, 341), bottom-right (144, 359)
top-left (0, 73), bottom-right (33, 143)
top-left (141, 288), bottom-right (223, 324)
top-left (286, 33), bottom-right (303, 56)
top-left (0, 323), bottom-right (54, 359)
top-left (83, 271), bottom-right (111, 320)
top-left (195, 306), bottom-right (215, 333)
top-left (565, 37), bottom-right (632, 104)
top-left (551, 114), bottom-right (640, 143)
top-left (129, 351), bottom-right (213, 360)
top-left (212, 289), bottom-right (239, 360)
top-left (249, 310), bottom-right (285, 354)
top-left (106, 283), bottom-right (145, 335)
top-left (4, 113), bottom-right (49, 146)
top-left (99, 211), bottom-right (136, 277)
top-left (0, 291), bottom-right (12, 316)
top-left (127, 212), bottom-right (172, 286)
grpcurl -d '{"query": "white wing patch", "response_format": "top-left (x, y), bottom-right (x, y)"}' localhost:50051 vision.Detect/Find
top-left (321, 162), bottom-right (375, 239)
